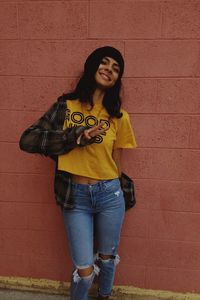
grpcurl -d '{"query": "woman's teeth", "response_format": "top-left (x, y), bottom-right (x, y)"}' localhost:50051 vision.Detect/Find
top-left (101, 73), bottom-right (110, 81)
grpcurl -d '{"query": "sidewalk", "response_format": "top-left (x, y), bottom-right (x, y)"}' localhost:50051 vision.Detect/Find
top-left (0, 289), bottom-right (99, 300)
top-left (0, 289), bottom-right (70, 300)
top-left (1, 286), bottom-right (200, 300)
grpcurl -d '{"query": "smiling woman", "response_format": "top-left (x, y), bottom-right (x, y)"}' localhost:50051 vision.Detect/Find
top-left (95, 57), bottom-right (120, 89)
top-left (19, 46), bottom-right (137, 300)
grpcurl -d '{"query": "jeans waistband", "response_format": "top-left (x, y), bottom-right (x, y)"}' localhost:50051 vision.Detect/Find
top-left (72, 178), bottom-right (119, 193)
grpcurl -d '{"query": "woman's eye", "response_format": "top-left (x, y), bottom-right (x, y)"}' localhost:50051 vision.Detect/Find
top-left (113, 67), bottom-right (120, 73)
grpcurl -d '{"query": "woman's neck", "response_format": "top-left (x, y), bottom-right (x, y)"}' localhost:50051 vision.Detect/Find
top-left (93, 88), bottom-right (105, 104)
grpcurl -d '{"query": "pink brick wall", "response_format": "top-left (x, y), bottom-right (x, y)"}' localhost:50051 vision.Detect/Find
top-left (0, 0), bottom-right (200, 294)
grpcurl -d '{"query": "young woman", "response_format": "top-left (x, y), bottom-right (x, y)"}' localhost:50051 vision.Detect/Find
top-left (19, 46), bottom-right (137, 300)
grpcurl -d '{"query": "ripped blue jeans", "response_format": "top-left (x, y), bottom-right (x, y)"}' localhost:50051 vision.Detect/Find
top-left (63, 178), bottom-right (125, 300)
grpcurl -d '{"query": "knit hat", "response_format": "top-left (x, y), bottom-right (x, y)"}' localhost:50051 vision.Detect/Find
top-left (84, 46), bottom-right (125, 78)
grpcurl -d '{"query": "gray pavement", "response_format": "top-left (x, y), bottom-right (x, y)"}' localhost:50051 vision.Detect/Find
top-left (0, 289), bottom-right (99, 300)
top-left (0, 290), bottom-right (70, 300)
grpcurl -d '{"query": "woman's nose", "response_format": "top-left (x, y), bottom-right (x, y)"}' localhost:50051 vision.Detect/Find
top-left (105, 64), bottom-right (112, 73)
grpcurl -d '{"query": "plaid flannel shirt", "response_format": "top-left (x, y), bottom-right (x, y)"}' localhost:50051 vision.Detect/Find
top-left (19, 95), bottom-right (95, 209)
top-left (19, 95), bottom-right (136, 210)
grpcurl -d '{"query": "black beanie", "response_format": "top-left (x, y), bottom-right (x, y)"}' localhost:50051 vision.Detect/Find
top-left (84, 46), bottom-right (125, 78)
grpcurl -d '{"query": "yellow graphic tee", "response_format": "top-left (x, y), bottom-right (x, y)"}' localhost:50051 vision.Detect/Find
top-left (58, 99), bottom-right (137, 180)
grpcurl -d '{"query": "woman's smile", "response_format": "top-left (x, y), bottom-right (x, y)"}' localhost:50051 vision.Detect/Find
top-left (99, 71), bottom-right (111, 81)
top-left (95, 56), bottom-right (120, 89)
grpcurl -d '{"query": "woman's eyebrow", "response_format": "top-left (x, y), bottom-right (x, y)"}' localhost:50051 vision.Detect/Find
top-left (104, 57), bottom-right (120, 68)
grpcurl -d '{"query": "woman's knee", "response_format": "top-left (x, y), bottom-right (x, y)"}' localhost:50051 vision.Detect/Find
top-left (73, 264), bottom-right (100, 281)
top-left (98, 253), bottom-right (120, 266)
top-left (78, 266), bottom-right (94, 277)
top-left (99, 254), bottom-right (113, 260)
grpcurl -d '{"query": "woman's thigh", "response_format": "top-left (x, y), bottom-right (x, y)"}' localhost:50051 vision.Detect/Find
top-left (63, 186), bottom-right (94, 268)
top-left (95, 179), bottom-right (125, 256)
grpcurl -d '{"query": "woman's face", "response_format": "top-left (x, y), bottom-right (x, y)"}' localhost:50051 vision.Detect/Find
top-left (94, 56), bottom-right (120, 89)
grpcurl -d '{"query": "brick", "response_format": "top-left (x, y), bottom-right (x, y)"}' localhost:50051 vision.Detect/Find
top-left (0, 229), bottom-right (67, 259)
top-left (119, 237), bottom-right (148, 266)
top-left (0, 76), bottom-right (76, 111)
top-left (0, 41), bottom-right (21, 75)
top-left (123, 78), bottom-right (200, 114)
top-left (189, 116), bottom-right (200, 149)
top-left (19, 40), bottom-right (61, 77)
top-left (115, 264), bottom-right (145, 287)
top-left (0, 202), bottom-right (29, 230)
top-left (121, 209), bottom-right (148, 239)
top-left (157, 79), bottom-right (200, 114)
top-left (19, 2), bottom-right (88, 39)
top-left (0, 229), bottom-right (33, 256)
top-left (0, 77), bottom-right (24, 110)
top-left (0, 40), bottom-right (123, 77)
top-left (122, 79), bottom-right (157, 113)
top-left (0, 252), bottom-right (70, 281)
top-left (28, 255), bottom-right (72, 281)
top-left (146, 267), bottom-right (200, 293)
top-left (131, 179), bottom-right (147, 210)
top-left (0, 110), bottom-right (41, 142)
top-left (26, 203), bottom-right (63, 231)
top-left (0, 142), bottom-right (54, 174)
top-left (163, 0), bottom-right (200, 38)
top-left (22, 77), bottom-right (77, 111)
top-left (122, 148), bottom-right (200, 182)
top-left (0, 173), bottom-right (54, 204)
top-left (138, 179), bottom-right (200, 213)
top-left (131, 115), bottom-right (191, 148)
top-left (0, 3), bottom-right (18, 39)
top-left (0, 254), bottom-right (31, 277)
top-left (0, 76), bottom-right (68, 111)
top-left (125, 41), bottom-right (199, 77)
top-left (29, 230), bottom-right (68, 260)
top-left (149, 211), bottom-right (200, 242)
top-left (148, 240), bottom-right (200, 268)
top-left (89, 1), bottom-right (162, 39)
top-left (0, 202), bottom-right (63, 231)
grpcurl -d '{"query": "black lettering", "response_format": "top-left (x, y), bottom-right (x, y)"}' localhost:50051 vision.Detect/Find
top-left (85, 115), bottom-right (98, 127)
top-left (95, 135), bottom-right (103, 144)
top-left (100, 119), bottom-right (110, 129)
top-left (71, 112), bottom-right (84, 124)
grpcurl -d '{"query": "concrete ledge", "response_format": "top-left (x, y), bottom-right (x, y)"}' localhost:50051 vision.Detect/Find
top-left (0, 276), bottom-right (69, 296)
top-left (112, 286), bottom-right (200, 300)
top-left (0, 276), bottom-right (200, 300)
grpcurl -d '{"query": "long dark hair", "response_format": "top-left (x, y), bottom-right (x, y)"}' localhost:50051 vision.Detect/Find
top-left (63, 70), bottom-right (123, 118)
top-left (62, 46), bottom-right (124, 119)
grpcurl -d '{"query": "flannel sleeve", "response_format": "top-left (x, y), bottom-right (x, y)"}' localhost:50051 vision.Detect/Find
top-left (19, 101), bottom-right (91, 156)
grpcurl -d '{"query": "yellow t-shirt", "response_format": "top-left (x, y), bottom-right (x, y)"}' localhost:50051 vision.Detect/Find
top-left (58, 99), bottom-right (137, 180)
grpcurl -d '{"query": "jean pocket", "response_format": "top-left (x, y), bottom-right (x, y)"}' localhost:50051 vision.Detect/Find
top-left (104, 179), bottom-right (121, 193)
top-left (71, 187), bottom-right (83, 198)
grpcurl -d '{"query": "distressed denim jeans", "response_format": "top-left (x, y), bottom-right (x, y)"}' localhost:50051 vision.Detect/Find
top-left (63, 178), bottom-right (125, 300)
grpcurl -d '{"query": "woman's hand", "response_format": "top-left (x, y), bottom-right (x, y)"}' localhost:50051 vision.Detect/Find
top-left (76, 122), bottom-right (109, 145)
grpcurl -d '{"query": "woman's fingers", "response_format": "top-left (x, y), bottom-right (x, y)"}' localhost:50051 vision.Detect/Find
top-left (84, 129), bottom-right (92, 139)
top-left (77, 122), bottom-right (109, 144)
top-left (87, 122), bottom-right (109, 137)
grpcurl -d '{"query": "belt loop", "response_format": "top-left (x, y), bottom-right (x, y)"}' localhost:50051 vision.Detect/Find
top-left (102, 180), bottom-right (107, 191)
